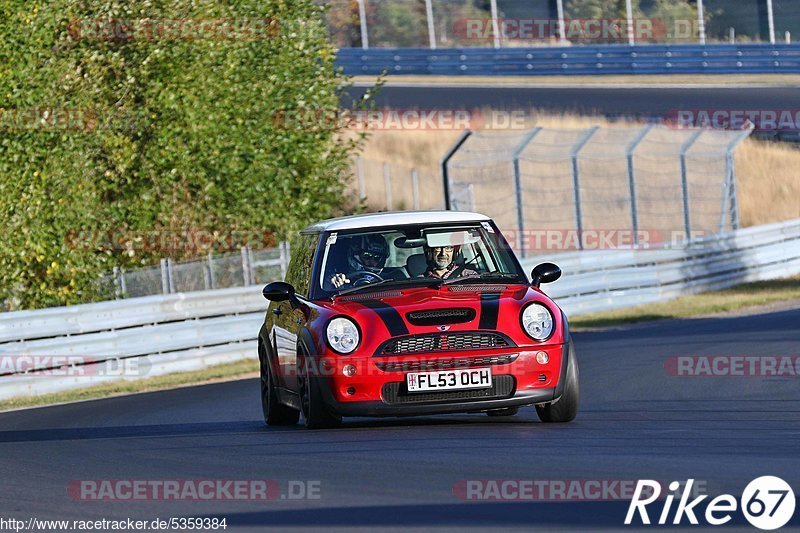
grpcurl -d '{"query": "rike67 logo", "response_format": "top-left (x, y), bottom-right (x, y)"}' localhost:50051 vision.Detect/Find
top-left (626, 477), bottom-right (795, 530)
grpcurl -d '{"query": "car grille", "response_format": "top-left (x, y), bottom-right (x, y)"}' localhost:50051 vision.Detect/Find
top-left (406, 308), bottom-right (476, 326)
top-left (377, 332), bottom-right (512, 355)
top-left (382, 375), bottom-right (516, 405)
top-left (375, 354), bottom-right (519, 372)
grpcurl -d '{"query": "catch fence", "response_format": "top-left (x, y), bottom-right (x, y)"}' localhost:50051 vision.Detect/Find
top-left (444, 125), bottom-right (753, 257)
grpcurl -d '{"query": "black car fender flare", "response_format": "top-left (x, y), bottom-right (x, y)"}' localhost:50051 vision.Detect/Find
top-left (552, 310), bottom-right (573, 402)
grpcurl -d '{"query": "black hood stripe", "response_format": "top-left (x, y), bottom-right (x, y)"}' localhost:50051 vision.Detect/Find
top-left (479, 292), bottom-right (501, 330)
top-left (359, 300), bottom-right (409, 337)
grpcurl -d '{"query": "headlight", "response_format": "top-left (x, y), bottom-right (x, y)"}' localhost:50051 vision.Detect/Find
top-left (521, 303), bottom-right (555, 341)
top-left (326, 317), bottom-right (360, 354)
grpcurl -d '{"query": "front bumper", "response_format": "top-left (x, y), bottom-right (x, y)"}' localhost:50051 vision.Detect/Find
top-left (325, 388), bottom-right (556, 417)
top-left (315, 343), bottom-right (569, 417)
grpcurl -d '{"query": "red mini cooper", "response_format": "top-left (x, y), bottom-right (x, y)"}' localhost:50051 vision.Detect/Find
top-left (258, 211), bottom-right (578, 429)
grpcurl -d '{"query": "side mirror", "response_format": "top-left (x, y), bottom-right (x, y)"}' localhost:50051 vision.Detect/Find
top-left (531, 263), bottom-right (561, 288)
top-left (263, 281), bottom-right (295, 302)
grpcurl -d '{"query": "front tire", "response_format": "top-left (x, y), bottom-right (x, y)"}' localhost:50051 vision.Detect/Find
top-left (260, 346), bottom-right (300, 426)
top-left (536, 340), bottom-right (579, 423)
top-left (298, 352), bottom-right (342, 430)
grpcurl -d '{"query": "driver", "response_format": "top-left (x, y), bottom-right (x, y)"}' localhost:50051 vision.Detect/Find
top-left (422, 244), bottom-right (478, 280)
top-left (330, 235), bottom-right (389, 288)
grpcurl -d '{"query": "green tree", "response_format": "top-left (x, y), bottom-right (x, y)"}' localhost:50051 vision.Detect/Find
top-left (370, 1), bottom-right (428, 48)
top-left (0, 0), bottom-right (363, 310)
top-left (565, 0), bottom-right (643, 20)
top-left (649, 0), bottom-right (701, 43)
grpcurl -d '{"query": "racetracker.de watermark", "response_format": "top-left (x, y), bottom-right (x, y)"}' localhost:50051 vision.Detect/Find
top-left (665, 355), bottom-right (800, 377)
top-left (454, 18), bottom-right (668, 42)
top-left (453, 479), bottom-right (707, 501)
top-left (0, 108), bottom-right (144, 132)
top-left (273, 109), bottom-right (528, 132)
top-left (67, 18), bottom-right (279, 41)
top-left (497, 229), bottom-right (706, 252)
top-left (65, 228), bottom-right (276, 255)
top-left (67, 480), bottom-right (321, 501)
top-left (0, 355), bottom-right (150, 378)
top-left (666, 109), bottom-right (800, 132)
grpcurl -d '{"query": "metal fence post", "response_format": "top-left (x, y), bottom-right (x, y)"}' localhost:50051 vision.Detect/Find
top-left (625, 0), bottom-right (635, 46)
top-left (167, 259), bottom-right (175, 294)
top-left (556, 0), bottom-right (567, 46)
top-left (411, 168), bottom-right (420, 210)
top-left (425, 0), bottom-right (436, 49)
top-left (279, 242), bottom-right (289, 280)
top-left (698, 0), bottom-right (706, 44)
top-left (720, 127), bottom-right (753, 232)
top-left (570, 126), bottom-right (600, 250)
top-left (626, 124), bottom-right (654, 246)
top-left (512, 127), bottom-right (543, 259)
top-left (283, 241), bottom-right (291, 279)
top-left (440, 130), bottom-right (472, 210)
top-left (356, 156), bottom-right (366, 200)
top-left (489, 0), bottom-right (501, 48)
top-left (207, 253), bottom-right (216, 290)
top-left (767, 0), bottom-right (776, 44)
top-left (160, 258), bottom-right (169, 294)
top-left (357, 0), bottom-right (369, 49)
top-left (680, 130), bottom-right (704, 238)
top-left (241, 247), bottom-right (251, 286)
top-left (383, 162), bottom-right (392, 210)
top-left (727, 154), bottom-right (740, 232)
top-left (202, 255), bottom-right (212, 290)
top-left (113, 266), bottom-right (122, 299)
top-left (119, 268), bottom-right (127, 297)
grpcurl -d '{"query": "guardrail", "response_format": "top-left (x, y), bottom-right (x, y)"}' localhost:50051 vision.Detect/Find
top-left (1, 218), bottom-right (798, 401)
top-left (337, 44), bottom-right (800, 76)
top-left (520, 219), bottom-right (800, 315)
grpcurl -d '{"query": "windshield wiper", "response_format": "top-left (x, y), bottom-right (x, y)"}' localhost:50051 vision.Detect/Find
top-left (335, 277), bottom-right (443, 297)
top-left (441, 272), bottom-right (524, 286)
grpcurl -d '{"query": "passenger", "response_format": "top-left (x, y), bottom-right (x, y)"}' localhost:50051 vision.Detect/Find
top-left (422, 244), bottom-right (478, 280)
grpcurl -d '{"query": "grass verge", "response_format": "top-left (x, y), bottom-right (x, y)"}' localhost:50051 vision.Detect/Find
top-left (571, 276), bottom-right (800, 329)
top-left (0, 358), bottom-right (258, 413)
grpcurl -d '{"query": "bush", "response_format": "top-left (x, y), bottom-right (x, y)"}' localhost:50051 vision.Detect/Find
top-left (0, 0), bottom-right (362, 310)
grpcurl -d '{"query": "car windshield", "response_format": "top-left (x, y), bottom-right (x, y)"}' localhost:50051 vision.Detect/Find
top-left (316, 223), bottom-right (525, 297)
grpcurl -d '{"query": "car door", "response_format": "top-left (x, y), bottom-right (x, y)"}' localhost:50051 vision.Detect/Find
top-left (271, 232), bottom-right (318, 391)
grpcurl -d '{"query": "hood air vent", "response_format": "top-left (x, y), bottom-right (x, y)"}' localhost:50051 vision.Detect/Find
top-left (406, 308), bottom-right (476, 326)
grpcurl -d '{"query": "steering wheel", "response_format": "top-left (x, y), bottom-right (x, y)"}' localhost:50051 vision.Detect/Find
top-left (349, 270), bottom-right (384, 287)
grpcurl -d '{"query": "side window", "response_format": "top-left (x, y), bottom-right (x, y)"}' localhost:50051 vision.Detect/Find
top-left (285, 233), bottom-right (318, 297)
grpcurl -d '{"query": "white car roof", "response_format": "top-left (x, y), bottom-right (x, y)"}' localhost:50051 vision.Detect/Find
top-left (302, 210), bottom-right (491, 233)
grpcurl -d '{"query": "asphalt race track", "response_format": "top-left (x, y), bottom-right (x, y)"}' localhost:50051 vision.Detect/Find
top-left (344, 84), bottom-right (800, 120)
top-left (1, 307), bottom-right (799, 531)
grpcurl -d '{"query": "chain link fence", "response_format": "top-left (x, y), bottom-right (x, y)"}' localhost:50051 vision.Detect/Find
top-left (102, 244), bottom-right (290, 299)
top-left (353, 157), bottom-right (446, 211)
top-left (325, 0), bottom-right (800, 48)
top-left (444, 125), bottom-right (753, 257)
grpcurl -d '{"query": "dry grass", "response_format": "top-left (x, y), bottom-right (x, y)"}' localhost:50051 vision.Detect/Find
top-left (736, 140), bottom-right (800, 226)
top-left (348, 111), bottom-right (800, 226)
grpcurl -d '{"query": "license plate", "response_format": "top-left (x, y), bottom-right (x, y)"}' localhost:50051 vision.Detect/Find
top-left (406, 368), bottom-right (492, 393)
